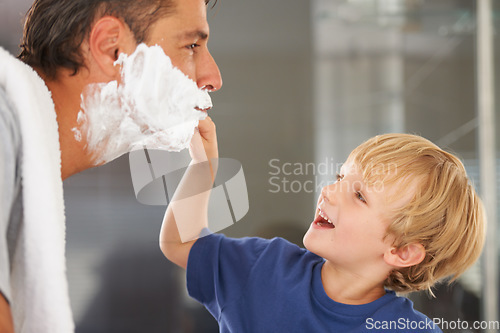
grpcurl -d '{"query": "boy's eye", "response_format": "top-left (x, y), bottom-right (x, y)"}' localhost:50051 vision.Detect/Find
top-left (336, 174), bottom-right (344, 182)
top-left (356, 191), bottom-right (367, 204)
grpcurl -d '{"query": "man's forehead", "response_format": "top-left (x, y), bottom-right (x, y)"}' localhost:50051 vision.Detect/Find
top-left (176, 29), bottom-right (209, 41)
top-left (160, 0), bottom-right (210, 39)
top-left (147, 6), bottom-right (210, 44)
top-left (171, 0), bottom-right (208, 19)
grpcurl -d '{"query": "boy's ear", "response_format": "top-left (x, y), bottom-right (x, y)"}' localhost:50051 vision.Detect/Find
top-left (384, 243), bottom-right (426, 268)
top-left (88, 16), bottom-right (136, 78)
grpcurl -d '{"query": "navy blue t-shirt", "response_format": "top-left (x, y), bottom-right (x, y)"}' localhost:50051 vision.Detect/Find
top-left (187, 233), bottom-right (442, 333)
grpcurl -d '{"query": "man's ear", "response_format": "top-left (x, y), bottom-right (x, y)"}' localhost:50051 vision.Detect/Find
top-left (88, 16), bottom-right (136, 78)
top-left (384, 243), bottom-right (426, 268)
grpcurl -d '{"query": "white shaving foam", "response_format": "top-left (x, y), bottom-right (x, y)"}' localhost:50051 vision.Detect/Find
top-left (74, 43), bottom-right (211, 164)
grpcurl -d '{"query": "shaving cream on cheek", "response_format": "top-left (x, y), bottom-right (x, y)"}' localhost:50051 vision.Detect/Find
top-left (73, 43), bottom-right (211, 165)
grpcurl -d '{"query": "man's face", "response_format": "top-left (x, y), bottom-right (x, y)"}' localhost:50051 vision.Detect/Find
top-left (145, 0), bottom-right (222, 92)
top-left (76, 0), bottom-right (222, 165)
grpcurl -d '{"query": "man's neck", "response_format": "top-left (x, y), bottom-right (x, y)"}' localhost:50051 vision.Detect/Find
top-left (38, 68), bottom-right (95, 180)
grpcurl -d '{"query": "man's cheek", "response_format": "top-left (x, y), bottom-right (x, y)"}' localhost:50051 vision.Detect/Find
top-left (75, 44), bottom-right (210, 165)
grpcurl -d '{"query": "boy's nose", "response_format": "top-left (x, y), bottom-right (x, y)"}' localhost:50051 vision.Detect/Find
top-left (321, 184), bottom-right (337, 204)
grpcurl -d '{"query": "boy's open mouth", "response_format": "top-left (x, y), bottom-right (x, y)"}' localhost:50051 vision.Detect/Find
top-left (314, 209), bottom-right (335, 229)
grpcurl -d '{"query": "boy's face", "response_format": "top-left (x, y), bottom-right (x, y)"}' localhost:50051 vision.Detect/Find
top-left (303, 161), bottom-right (415, 271)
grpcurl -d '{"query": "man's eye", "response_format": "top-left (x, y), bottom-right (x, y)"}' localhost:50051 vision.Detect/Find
top-left (186, 43), bottom-right (200, 50)
top-left (356, 191), bottom-right (367, 204)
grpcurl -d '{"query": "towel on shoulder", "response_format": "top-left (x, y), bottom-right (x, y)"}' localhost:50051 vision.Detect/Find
top-left (0, 47), bottom-right (74, 333)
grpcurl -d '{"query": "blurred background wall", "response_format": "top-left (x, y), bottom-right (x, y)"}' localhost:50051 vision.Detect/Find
top-left (1, 0), bottom-right (499, 332)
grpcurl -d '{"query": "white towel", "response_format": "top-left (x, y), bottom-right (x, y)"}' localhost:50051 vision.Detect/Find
top-left (0, 48), bottom-right (74, 332)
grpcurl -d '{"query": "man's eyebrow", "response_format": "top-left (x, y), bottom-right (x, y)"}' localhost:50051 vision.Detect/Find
top-left (178, 30), bottom-right (209, 40)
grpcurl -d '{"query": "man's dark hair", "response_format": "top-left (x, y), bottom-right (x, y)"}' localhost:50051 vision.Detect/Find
top-left (18, 0), bottom-right (214, 79)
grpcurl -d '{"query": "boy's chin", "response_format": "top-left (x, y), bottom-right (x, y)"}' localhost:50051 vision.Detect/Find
top-left (302, 227), bottom-right (316, 252)
top-left (303, 224), bottom-right (332, 259)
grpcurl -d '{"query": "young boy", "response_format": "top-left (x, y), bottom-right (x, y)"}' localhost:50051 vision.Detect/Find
top-left (160, 117), bottom-right (485, 332)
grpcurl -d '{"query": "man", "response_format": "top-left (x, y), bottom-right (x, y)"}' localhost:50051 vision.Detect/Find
top-left (0, 0), bottom-right (222, 331)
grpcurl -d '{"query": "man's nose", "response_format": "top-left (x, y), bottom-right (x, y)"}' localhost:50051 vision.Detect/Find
top-left (197, 50), bottom-right (222, 92)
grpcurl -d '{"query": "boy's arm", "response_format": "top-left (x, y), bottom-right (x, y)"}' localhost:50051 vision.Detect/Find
top-left (159, 116), bottom-right (218, 269)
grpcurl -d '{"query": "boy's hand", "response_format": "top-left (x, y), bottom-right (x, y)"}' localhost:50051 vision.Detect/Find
top-left (160, 116), bottom-right (218, 269)
top-left (189, 116), bottom-right (218, 164)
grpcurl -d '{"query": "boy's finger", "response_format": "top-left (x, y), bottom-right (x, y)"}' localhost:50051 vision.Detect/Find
top-left (197, 116), bottom-right (216, 138)
top-left (189, 130), bottom-right (208, 161)
top-left (198, 116), bottom-right (214, 129)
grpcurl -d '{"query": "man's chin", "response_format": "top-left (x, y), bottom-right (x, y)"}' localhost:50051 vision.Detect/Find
top-left (89, 126), bottom-right (199, 166)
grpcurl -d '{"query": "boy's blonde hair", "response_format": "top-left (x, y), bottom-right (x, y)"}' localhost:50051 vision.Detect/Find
top-left (348, 133), bottom-right (486, 294)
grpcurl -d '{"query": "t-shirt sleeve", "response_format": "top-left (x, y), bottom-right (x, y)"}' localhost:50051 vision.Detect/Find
top-left (0, 89), bottom-right (21, 303)
top-left (186, 232), bottom-right (270, 319)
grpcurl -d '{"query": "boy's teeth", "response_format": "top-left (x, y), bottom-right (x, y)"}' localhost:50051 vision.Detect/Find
top-left (319, 210), bottom-right (333, 224)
